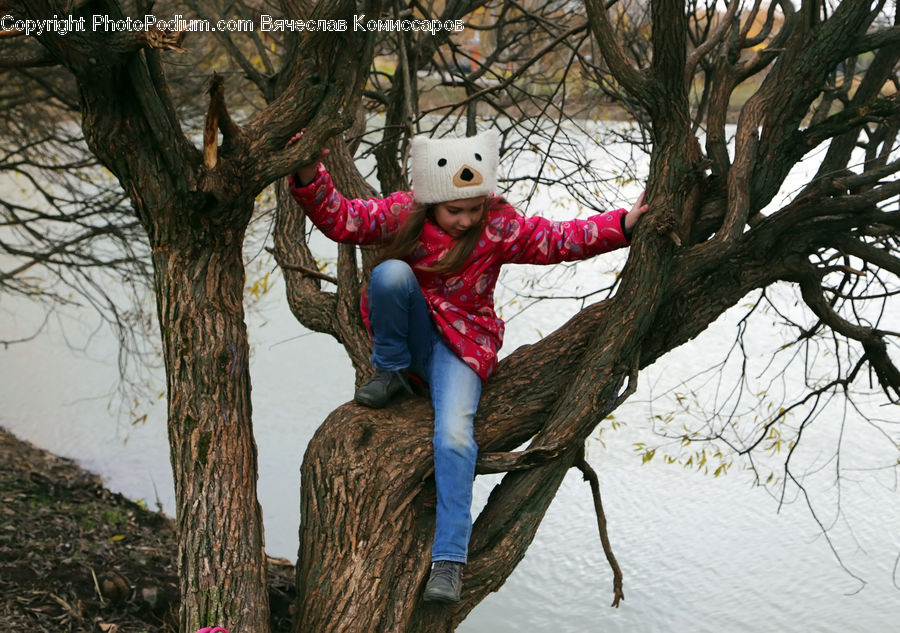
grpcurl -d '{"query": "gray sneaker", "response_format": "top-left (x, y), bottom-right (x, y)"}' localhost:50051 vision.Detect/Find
top-left (353, 368), bottom-right (413, 408)
top-left (423, 560), bottom-right (463, 603)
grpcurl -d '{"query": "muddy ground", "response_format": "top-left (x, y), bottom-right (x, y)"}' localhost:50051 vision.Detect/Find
top-left (0, 427), bottom-right (295, 633)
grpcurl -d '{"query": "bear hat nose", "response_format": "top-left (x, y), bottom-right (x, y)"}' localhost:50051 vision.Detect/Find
top-left (453, 164), bottom-right (483, 187)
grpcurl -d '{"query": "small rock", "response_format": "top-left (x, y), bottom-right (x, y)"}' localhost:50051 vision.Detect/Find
top-left (140, 585), bottom-right (158, 609)
top-left (98, 570), bottom-right (130, 603)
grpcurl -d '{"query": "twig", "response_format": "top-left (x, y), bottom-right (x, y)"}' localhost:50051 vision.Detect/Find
top-left (90, 568), bottom-right (107, 607)
top-left (265, 246), bottom-right (338, 285)
top-left (574, 446), bottom-right (624, 608)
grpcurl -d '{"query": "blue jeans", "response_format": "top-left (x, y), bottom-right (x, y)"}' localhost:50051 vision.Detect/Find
top-left (368, 259), bottom-right (482, 564)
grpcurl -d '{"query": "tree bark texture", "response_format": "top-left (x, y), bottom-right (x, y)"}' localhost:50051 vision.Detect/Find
top-left (153, 228), bottom-right (270, 633)
top-left (73, 56), bottom-right (273, 629)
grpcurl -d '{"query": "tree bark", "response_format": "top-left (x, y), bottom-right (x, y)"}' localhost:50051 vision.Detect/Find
top-left (57, 35), bottom-right (275, 626)
top-left (153, 223), bottom-right (270, 632)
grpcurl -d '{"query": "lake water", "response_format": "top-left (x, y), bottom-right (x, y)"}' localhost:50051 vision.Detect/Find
top-left (2, 133), bottom-right (899, 632)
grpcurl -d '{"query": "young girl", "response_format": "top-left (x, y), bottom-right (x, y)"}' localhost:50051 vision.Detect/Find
top-left (288, 130), bottom-right (647, 603)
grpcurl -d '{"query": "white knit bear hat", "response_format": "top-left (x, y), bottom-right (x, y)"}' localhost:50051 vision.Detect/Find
top-left (410, 129), bottom-right (499, 203)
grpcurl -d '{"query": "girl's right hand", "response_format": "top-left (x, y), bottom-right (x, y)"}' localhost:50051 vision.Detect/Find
top-left (287, 129), bottom-right (329, 186)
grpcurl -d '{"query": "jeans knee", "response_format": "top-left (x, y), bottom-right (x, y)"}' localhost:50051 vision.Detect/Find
top-left (433, 424), bottom-right (477, 458)
top-left (370, 259), bottom-right (415, 295)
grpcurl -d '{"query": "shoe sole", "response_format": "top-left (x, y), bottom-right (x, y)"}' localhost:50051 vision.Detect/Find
top-left (353, 393), bottom-right (389, 408)
top-left (423, 590), bottom-right (459, 603)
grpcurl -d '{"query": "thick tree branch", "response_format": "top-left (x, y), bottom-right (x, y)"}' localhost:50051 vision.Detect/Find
top-left (475, 446), bottom-right (565, 475)
top-left (649, 0), bottom-right (689, 104)
top-left (751, 1), bottom-right (889, 211)
top-left (795, 264), bottom-right (900, 400)
top-left (244, 0), bottom-right (383, 189)
top-left (800, 94), bottom-right (900, 156)
top-left (834, 236), bottom-right (900, 278)
top-left (272, 179), bottom-right (340, 339)
top-left (584, 0), bottom-right (650, 101)
top-left (717, 1), bottom-right (896, 242)
top-left (852, 25), bottom-right (900, 56)
top-left (834, 158), bottom-right (900, 194)
top-left (741, 0), bottom-right (781, 47)
top-left (334, 241), bottom-right (372, 379)
top-left (814, 10), bottom-right (900, 182)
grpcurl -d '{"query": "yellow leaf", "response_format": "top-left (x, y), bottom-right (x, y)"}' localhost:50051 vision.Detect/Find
top-left (109, 534), bottom-right (126, 542)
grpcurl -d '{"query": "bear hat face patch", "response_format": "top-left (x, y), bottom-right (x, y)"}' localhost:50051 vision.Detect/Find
top-left (410, 130), bottom-right (499, 204)
top-left (452, 158), bottom-right (484, 188)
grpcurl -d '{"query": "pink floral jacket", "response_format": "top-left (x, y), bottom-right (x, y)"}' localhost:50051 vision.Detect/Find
top-left (289, 165), bottom-right (630, 381)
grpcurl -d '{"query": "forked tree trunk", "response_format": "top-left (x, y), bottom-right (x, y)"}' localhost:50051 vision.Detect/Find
top-left (71, 53), bottom-right (274, 628)
top-left (293, 351), bottom-right (579, 633)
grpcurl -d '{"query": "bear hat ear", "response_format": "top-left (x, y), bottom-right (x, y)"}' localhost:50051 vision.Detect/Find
top-left (410, 129), bottom-right (499, 204)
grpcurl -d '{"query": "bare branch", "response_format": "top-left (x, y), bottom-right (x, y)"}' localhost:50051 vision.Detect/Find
top-left (264, 246), bottom-right (338, 285)
top-left (684, 0), bottom-right (740, 87)
top-left (795, 264), bottom-right (900, 401)
top-left (419, 22), bottom-right (590, 117)
top-left (834, 236), bottom-right (900, 278)
top-left (584, 0), bottom-right (650, 100)
top-left (574, 446), bottom-right (624, 608)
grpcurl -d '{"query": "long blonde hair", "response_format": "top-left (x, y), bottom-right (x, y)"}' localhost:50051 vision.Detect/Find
top-left (379, 201), bottom-right (488, 274)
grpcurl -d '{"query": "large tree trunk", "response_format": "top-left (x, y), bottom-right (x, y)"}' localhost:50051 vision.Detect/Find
top-left (152, 219), bottom-right (270, 632)
top-left (67, 48), bottom-right (274, 629)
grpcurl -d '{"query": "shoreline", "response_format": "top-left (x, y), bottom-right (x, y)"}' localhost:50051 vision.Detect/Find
top-left (0, 426), bottom-right (295, 633)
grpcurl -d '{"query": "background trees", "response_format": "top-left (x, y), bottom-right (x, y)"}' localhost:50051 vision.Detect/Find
top-left (1, 1), bottom-right (898, 632)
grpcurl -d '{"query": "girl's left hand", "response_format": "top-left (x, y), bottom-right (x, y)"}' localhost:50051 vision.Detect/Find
top-left (624, 191), bottom-right (648, 232)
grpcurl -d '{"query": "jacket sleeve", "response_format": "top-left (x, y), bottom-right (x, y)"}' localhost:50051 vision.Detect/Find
top-left (492, 205), bottom-right (631, 265)
top-left (288, 164), bottom-right (411, 245)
